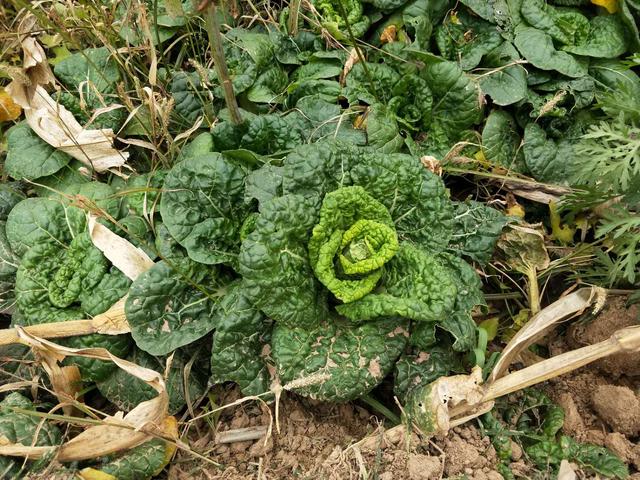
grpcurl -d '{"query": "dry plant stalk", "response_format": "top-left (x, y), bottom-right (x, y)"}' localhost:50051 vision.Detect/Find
top-left (490, 286), bottom-right (605, 381)
top-left (0, 329), bottom-right (171, 462)
top-left (6, 15), bottom-right (130, 174)
top-left (359, 288), bottom-right (640, 449)
top-left (0, 297), bottom-right (129, 346)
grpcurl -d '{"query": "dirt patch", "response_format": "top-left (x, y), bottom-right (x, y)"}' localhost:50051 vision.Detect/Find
top-left (567, 296), bottom-right (640, 377)
top-left (544, 297), bottom-right (640, 474)
top-left (169, 389), bottom-right (502, 479)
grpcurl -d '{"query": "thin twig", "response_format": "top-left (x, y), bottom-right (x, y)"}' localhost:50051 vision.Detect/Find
top-left (203, 0), bottom-right (242, 125)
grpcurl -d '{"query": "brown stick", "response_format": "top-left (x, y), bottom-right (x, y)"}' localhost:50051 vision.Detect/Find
top-left (204, 1), bottom-right (242, 125)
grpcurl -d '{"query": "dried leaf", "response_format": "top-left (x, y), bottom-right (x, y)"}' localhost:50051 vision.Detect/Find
top-left (6, 17), bottom-right (130, 175)
top-left (497, 224), bottom-right (550, 274)
top-left (0, 329), bottom-right (171, 462)
top-left (558, 460), bottom-right (577, 480)
top-left (88, 215), bottom-right (154, 281)
top-left (0, 89), bottom-right (22, 122)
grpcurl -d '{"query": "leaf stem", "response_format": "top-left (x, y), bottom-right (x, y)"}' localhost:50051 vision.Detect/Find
top-left (527, 267), bottom-right (541, 316)
top-left (204, 1), bottom-right (242, 125)
top-left (334, 0), bottom-right (379, 100)
top-left (360, 394), bottom-right (401, 425)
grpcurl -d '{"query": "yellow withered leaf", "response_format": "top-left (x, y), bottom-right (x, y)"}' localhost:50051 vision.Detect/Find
top-left (0, 90), bottom-right (21, 122)
top-left (591, 0), bottom-right (618, 13)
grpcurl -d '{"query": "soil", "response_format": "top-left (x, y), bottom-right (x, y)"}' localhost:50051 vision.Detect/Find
top-left (546, 296), bottom-right (640, 470)
top-left (168, 297), bottom-right (640, 479)
top-left (169, 389), bottom-right (503, 480)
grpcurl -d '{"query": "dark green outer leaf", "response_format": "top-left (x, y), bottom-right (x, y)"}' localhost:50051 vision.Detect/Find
top-left (423, 61), bottom-right (482, 141)
top-left (448, 200), bottom-right (511, 265)
top-left (244, 164), bottom-right (283, 210)
top-left (272, 317), bottom-right (409, 402)
top-left (97, 437), bottom-right (167, 480)
top-left (281, 141), bottom-right (455, 253)
top-left (523, 122), bottom-right (575, 183)
top-left (0, 184), bottom-right (24, 222)
top-left (239, 194), bottom-right (327, 329)
top-left (125, 171), bottom-right (167, 217)
top-left (479, 42), bottom-right (527, 106)
top-left (0, 222), bottom-right (20, 279)
top-left (365, 103), bottom-right (403, 153)
top-left (482, 110), bottom-right (524, 171)
top-left (0, 392), bottom-right (62, 477)
top-left (31, 160), bottom-right (90, 199)
top-left (349, 151), bottom-right (454, 252)
top-left (393, 346), bottom-right (463, 400)
top-left (562, 15), bottom-right (628, 58)
top-left (5, 122), bottom-right (71, 181)
top-left (513, 26), bottom-right (588, 78)
top-left (125, 259), bottom-right (226, 355)
top-left (79, 268), bottom-right (131, 317)
top-left (159, 153), bottom-right (248, 265)
top-left (210, 282), bottom-right (272, 395)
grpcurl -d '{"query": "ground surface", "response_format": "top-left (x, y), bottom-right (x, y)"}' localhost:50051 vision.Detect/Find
top-left (164, 298), bottom-right (640, 480)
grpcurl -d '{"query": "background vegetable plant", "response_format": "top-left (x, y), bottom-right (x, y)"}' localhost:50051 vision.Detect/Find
top-left (0, 0), bottom-right (638, 478)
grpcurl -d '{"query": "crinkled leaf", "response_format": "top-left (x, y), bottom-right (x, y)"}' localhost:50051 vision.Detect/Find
top-left (563, 15), bottom-right (628, 58)
top-left (176, 132), bottom-right (214, 163)
top-left (482, 110), bottom-right (525, 171)
top-left (0, 184), bottom-right (25, 222)
top-left (521, 0), bottom-right (590, 44)
top-left (79, 267), bottom-right (131, 316)
top-left (125, 170), bottom-right (168, 217)
top-left (448, 200), bottom-right (511, 265)
top-left (91, 437), bottom-right (168, 480)
top-left (439, 252), bottom-right (485, 313)
top-left (523, 122), bottom-right (576, 183)
top-left (31, 160), bottom-right (90, 199)
top-left (337, 244), bottom-right (457, 322)
top-left (365, 103), bottom-right (404, 153)
top-left (308, 186), bottom-right (398, 303)
top-left (244, 164), bottom-right (283, 211)
top-left (272, 316), bottom-right (408, 401)
top-left (170, 70), bottom-right (217, 126)
top-left (125, 259), bottom-right (229, 355)
top-left (5, 198), bottom-right (85, 258)
top-left (13, 234), bottom-right (130, 381)
top-left (590, 58), bottom-right (640, 121)
top-left (239, 194), bottom-right (327, 328)
top-left (160, 153), bottom-right (249, 265)
top-left (54, 47), bottom-right (124, 130)
top-left (210, 283), bottom-right (272, 395)
top-left (423, 61), bottom-right (482, 142)
top-left (479, 42), bottom-right (528, 106)
top-left (281, 141), bottom-right (455, 252)
top-left (246, 66), bottom-right (289, 104)
top-left (0, 393), bottom-right (62, 477)
top-left (393, 346), bottom-right (463, 400)
top-left (0, 222), bottom-right (20, 280)
top-left (439, 311), bottom-right (478, 352)
top-left (295, 95), bottom-right (366, 145)
top-left (435, 12), bottom-right (503, 70)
